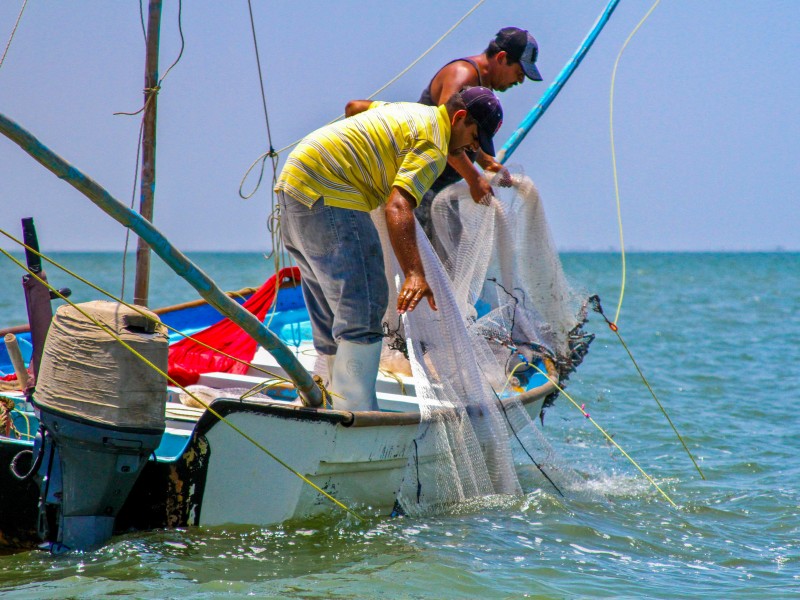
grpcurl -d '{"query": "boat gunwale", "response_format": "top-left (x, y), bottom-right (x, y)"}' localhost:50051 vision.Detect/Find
top-left (191, 366), bottom-right (557, 434)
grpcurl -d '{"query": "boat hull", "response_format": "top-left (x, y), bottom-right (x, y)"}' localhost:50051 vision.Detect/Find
top-left (197, 401), bottom-right (417, 525)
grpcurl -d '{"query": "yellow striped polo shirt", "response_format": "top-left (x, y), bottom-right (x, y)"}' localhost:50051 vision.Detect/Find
top-left (275, 102), bottom-right (450, 211)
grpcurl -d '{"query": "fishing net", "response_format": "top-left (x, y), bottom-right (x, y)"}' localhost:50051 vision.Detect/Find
top-left (374, 167), bottom-right (592, 514)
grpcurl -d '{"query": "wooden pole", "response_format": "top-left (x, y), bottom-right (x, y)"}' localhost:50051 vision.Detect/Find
top-left (133, 0), bottom-right (163, 307)
top-left (0, 113), bottom-right (324, 407)
top-left (4, 334), bottom-right (29, 391)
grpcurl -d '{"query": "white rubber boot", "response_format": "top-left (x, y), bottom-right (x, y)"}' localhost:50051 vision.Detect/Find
top-left (325, 355), bottom-right (336, 385)
top-left (330, 340), bottom-right (381, 412)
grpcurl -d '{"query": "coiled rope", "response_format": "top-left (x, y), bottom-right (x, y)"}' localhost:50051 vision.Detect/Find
top-left (238, 0), bottom-right (486, 200)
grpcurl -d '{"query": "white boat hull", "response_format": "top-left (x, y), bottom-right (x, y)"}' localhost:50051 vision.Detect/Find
top-left (199, 406), bottom-right (418, 525)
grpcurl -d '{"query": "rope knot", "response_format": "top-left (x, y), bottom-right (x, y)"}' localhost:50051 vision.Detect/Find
top-left (589, 294), bottom-right (618, 331)
top-left (312, 374), bottom-right (333, 409)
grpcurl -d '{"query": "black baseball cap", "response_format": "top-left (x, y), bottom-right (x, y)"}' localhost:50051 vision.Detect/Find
top-left (495, 26), bottom-right (542, 81)
top-left (461, 86), bottom-right (503, 156)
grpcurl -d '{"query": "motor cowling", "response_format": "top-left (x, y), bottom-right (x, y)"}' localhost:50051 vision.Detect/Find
top-left (34, 301), bottom-right (168, 552)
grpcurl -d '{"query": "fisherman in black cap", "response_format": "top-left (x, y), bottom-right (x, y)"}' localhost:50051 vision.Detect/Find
top-left (347, 27), bottom-right (543, 240)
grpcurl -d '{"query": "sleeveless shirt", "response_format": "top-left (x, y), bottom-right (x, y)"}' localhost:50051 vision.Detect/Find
top-left (418, 58), bottom-right (484, 192)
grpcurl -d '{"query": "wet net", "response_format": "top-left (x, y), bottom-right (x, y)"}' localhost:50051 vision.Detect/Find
top-left (374, 168), bottom-right (593, 514)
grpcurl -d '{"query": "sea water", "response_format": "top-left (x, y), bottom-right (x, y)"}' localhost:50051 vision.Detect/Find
top-left (0, 251), bottom-right (797, 599)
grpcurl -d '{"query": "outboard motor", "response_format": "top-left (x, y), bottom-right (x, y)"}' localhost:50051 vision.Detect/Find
top-left (33, 301), bottom-right (168, 552)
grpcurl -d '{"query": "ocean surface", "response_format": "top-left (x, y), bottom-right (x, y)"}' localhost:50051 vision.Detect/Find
top-left (0, 251), bottom-right (798, 599)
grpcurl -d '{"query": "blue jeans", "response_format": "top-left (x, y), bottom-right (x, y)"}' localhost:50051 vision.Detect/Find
top-left (278, 191), bottom-right (388, 356)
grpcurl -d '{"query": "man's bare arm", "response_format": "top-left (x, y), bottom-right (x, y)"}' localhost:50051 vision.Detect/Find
top-left (431, 60), bottom-right (482, 105)
top-left (447, 152), bottom-right (493, 205)
top-left (384, 186), bottom-right (437, 313)
top-left (476, 149), bottom-right (503, 172)
top-left (344, 100), bottom-right (373, 117)
top-left (433, 60), bottom-right (495, 203)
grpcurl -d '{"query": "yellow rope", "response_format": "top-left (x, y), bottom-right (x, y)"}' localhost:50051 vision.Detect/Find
top-left (378, 368), bottom-right (407, 396)
top-left (593, 299), bottom-right (706, 481)
top-left (0, 227), bottom-right (291, 385)
top-left (529, 361), bottom-right (678, 508)
top-left (499, 359), bottom-right (532, 396)
top-left (277, 0), bottom-right (486, 154)
top-left (0, 396), bottom-right (13, 436)
top-left (0, 393), bottom-right (35, 440)
top-left (10, 406), bottom-right (34, 440)
top-left (609, 0), bottom-right (661, 325)
top-left (346, 0), bottom-right (487, 114)
top-left (1, 249), bottom-right (363, 521)
top-left (604, 2), bottom-right (706, 483)
top-left (4, 231), bottom-right (320, 418)
top-left (615, 329), bottom-right (705, 480)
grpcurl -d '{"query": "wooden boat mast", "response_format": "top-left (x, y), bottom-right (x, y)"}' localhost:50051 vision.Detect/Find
top-left (134, 0), bottom-right (163, 307)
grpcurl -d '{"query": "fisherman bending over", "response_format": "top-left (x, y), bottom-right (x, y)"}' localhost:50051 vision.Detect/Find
top-left (275, 87), bottom-right (503, 411)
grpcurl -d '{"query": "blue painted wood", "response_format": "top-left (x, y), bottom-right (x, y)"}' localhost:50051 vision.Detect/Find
top-left (498, 0), bottom-right (621, 163)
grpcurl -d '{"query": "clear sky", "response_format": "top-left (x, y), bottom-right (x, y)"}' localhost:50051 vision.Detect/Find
top-left (0, 1), bottom-right (797, 252)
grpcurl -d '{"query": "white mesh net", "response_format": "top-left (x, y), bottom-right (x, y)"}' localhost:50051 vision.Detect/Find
top-left (372, 167), bottom-right (592, 515)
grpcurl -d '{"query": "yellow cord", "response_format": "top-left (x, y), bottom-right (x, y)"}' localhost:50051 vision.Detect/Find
top-left (378, 368), bottom-right (407, 396)
top-left (499, 359), bottom-right (532, 396)
top-left (606, 2), bottom-right (706, 482)
top-left (609, 0), bottom-right (662, 325)
top-left (14, 408), bottom-right (36, 439)
top-left (1, 249), bottom-right (363, 521)
top-left (0, 227), bottom-right (292, 386)
top-left (0, 394), bottom-right (35, 440)
top-left (10, 407), bottom-right (34, 440)
top-left (612, 328), bottom-right (705, 480)
top-left (529, 361), bottom-right (678, 508)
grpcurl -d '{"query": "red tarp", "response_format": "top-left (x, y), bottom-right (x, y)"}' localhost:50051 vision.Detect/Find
top-left (167, 267), bottom-right (301, 387)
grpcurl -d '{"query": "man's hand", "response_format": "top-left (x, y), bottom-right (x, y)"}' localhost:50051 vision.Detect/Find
top-left (468, 176), bottom-right (493, 206)
top-left (483, 162), bottom-right (513, 188)
top-left (397, 275), bottom-right (437, 314)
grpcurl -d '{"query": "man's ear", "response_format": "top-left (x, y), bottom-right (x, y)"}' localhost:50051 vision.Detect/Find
top-left (451, 108), bottom-right (468, 127)
top-left (495, 50), bottom-right (508, 65)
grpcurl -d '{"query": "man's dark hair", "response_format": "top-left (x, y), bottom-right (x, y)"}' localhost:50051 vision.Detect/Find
top-left (485, 40), bottom-right (522, 64)
top-left (445, 89), bottom-right (477, 125)
top-left (484, 40), bottom-right (503, 59)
